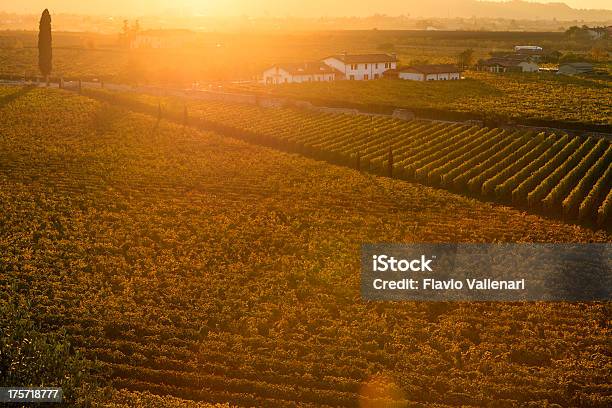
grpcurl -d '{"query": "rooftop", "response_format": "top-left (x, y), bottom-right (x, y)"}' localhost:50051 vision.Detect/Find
top-left (267, 62), bottom-right (338, 76)
top-left (480, 56), bottom-right (534, 67)
top-left (325, 53), bottom-right (397, 63)
top-left (399, 64), bottom-right (462, 75)
top-left (559, 62), bottom-right (594, 68)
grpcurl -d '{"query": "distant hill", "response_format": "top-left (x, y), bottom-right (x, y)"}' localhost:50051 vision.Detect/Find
top-left (1, 1), bottom-right (611, 31)
top-left (1, 1), bottom-right (611, 21)
top-left (414, 0), bottom-right (612, 20)
top-left (366, 1), bottom-right (612, 20)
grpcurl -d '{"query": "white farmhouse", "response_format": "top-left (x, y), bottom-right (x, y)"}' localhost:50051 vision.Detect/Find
top-left (397, 65), bottom-right (462, 81)
top-left (262, 62), bottom-right (338, 85)
top-left (322, 53), bottom-right (397, 80)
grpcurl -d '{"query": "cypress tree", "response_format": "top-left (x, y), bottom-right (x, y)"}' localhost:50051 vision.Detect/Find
top-left (38, 9), bottom-right (52, 84)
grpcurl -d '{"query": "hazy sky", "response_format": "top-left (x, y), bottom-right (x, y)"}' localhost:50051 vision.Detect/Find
top-left (2, 1), bottom-right (610, 16)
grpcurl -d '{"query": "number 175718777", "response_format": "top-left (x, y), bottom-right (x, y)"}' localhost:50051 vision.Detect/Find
top-left (1, 387), bottom-right (63, 403)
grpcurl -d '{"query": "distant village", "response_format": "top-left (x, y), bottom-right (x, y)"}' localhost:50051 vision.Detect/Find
top-left (260, 44), bottom-right (599, 85)
top-left (107, 21), bottom-right (610, 86)
top-left (102, 27), bottom-right (604, 93)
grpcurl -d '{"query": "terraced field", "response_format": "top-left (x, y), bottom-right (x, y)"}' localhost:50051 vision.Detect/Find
top-left (0, 86), bottom-right (610, 407)
top-left (85, 89), bottom-right (612, 229)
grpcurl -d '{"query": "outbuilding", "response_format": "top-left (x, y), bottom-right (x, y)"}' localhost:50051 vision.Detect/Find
top-left (478, 57), bottom-right (539, 73)
top-left (397, 64), bottom-right (462, 81)
top-left (557, 62), bottom-right (594, 76)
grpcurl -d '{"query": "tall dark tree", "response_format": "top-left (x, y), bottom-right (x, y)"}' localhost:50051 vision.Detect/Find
top-left (38, 9), bottom-right (52, 83)
top-left (457, 48), bottom-right (475, 70)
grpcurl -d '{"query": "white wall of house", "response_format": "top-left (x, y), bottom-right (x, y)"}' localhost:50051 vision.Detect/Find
top-left (399, 72), bottom-right (424, 81)
top-left (485, 63), bottom-right (537, 73)
top-left (321, 58), bottom-right (346, 76)
top-left (292, 74), bottom-right (335, 83)
top-left (322, 57), bottom-right (396, 80)
top-left (262, 67), bottom-right (334, 84)
top-left (486, 65), bottom-right (503, 73)
top-left (399, 71), bottom-right (460, 81)
top-left (262, 67), bottom-right (288, 84)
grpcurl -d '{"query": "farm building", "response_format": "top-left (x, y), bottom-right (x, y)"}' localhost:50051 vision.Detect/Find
top-left (514, 45), bottom-right (543, 60)
top-left (514, 45), bottom-right (543, 52)
top-left (478, 57), bottom-right (539, 73)
top-left (129, 29), bottom-right (195, 49)
top-left (262, 62), bottom-right (339, 84)
top-left (557, 62), bottom-right (594, 76)
top-left (322, 53), bottom-right (397, 80)
top-left (395, 64), bottom-right (462, 81)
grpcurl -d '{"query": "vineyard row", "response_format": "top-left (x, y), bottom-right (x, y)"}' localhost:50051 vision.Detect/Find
top-left (83, 89), bottom-right (612, 228)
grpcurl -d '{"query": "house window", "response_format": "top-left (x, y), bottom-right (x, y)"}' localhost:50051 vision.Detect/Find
top-left (364, 74), bottom-right (369, 80)
top-left (365, 64), bottom-right (368, 69)
top-left (349, 75), bottom-right (355, 80)
top-left (375, 63), bottom-right (379, 69)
